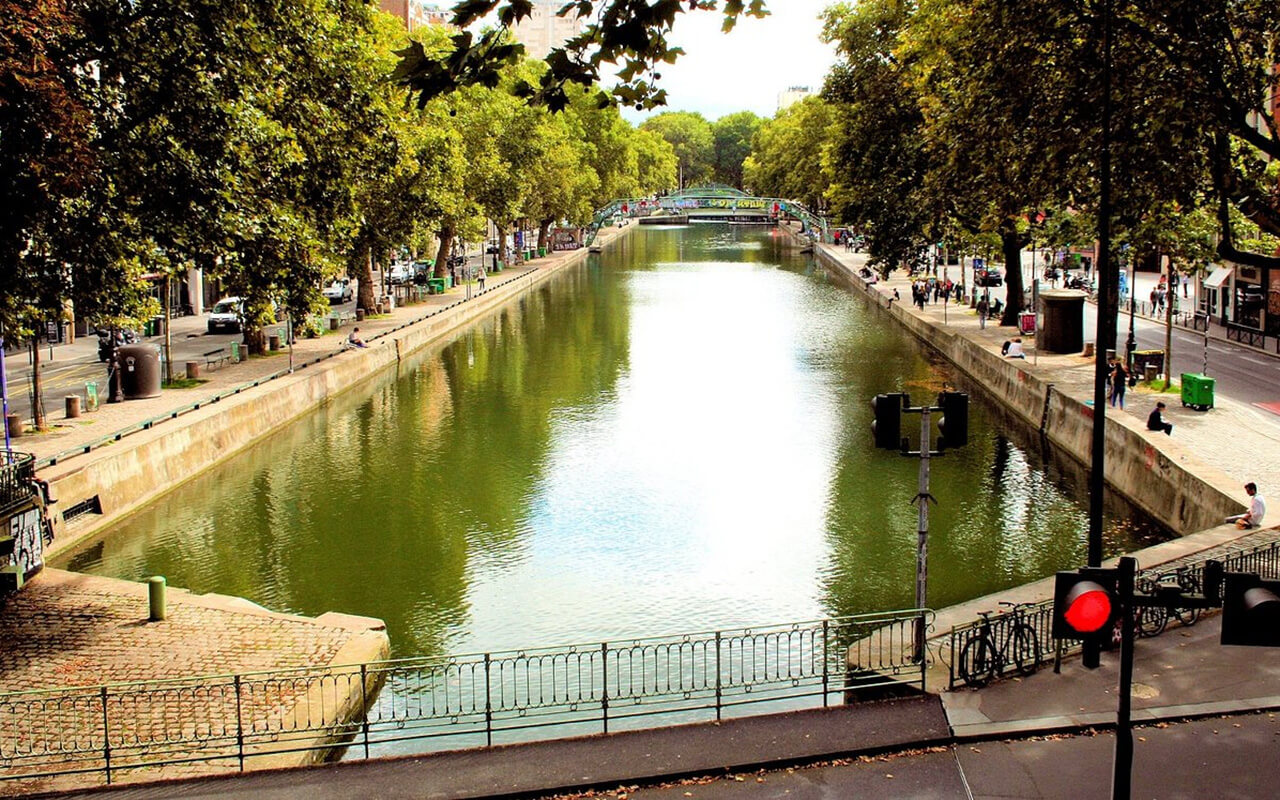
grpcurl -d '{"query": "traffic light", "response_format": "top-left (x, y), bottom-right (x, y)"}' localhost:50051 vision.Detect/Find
top-left (1221, 572), bottom-right (1280, 647)
top-left (1053, 569), bottom-right (1119, 643)
top-left (936, 391), bottom-right (969, 449)
top-left (871, 393), bottom-right (905, 450)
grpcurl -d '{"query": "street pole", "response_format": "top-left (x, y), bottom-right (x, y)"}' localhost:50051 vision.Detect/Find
top-left (1112, 556), bottom-right (1137, 800)
top-left (1, 333), bottom-right (9, 451)
top-left (1125, 257), bottom-right (1137, 368)
top-left (914, 406), bottom-right (931, 662)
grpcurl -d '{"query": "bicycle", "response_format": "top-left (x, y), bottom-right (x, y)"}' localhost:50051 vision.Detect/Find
top-left (957, 601), bottom-right (1043, 687)
top-left (1136, 570), bottom-right (1203, 638)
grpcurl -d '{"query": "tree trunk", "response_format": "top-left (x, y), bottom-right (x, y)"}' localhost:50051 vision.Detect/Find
top-left (434, 224), bottom-right (454, 280)
top-left (244, 325), bottom-right (266, 355)
top-left (538, 219), bottom-right (552, 252)
top-left (353, 239), bottom-right (376, 312)
top-left (999, 221), bottom-right (1026, 326)
top-left (498, 225), bottom-right (510, 269)
top-left (1164, 253), bottom-right (1174, 391)
top-left (163, 274), bottom-right (173, 384)
top-left (30, 337), bottom-right (46, 431)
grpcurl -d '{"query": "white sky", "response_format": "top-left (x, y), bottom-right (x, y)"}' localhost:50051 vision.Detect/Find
top-left (619, 1), bottom-right (838, 122)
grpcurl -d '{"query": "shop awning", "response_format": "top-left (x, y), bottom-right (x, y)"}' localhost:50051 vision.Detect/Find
top-left (1204, 266), bottom-right (1232, 289)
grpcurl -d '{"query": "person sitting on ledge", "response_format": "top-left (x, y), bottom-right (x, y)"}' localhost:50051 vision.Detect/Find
top-left (347, 327), bottom-right (367, 348)
top-left (1005, 337), bottom-right (1026, 358)
top-left (1146, 401), bottom-right (1173, 435)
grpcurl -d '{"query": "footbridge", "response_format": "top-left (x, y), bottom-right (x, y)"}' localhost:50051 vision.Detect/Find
top-left (585, 185), bottom-right (829, 247)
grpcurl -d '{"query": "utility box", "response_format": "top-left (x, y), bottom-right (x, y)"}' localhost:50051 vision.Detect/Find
top-left (1131, 349), bottom-right (1165, 379)
top-left (1038, 290), bottom-right (1087, 353)
top-left (1181, 373), bottom-right (1215, 411)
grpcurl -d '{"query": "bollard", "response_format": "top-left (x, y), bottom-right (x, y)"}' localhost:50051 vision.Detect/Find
top-left (268, 333), bottom-right (281, 351)
top-left (1082, 342), bottom-right (1095, 358)
top-left (186, 361), bottom-right (201, 380)
top-left (65, 395), bottom-right (81, 419)
top-left (355, 308), bottom-right (365, 322)
top-left (5, 414), bottom-right (21, 439)
top-left (148, 576), bottom-right (167, 621)
top-left (329, 316), bottom-right (340, 331)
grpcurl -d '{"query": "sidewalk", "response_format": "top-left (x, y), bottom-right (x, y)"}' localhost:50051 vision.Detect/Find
top-left (819, 245), bottom-right (1280, 503)
top-left (5, 231), bottom-right (625, 472)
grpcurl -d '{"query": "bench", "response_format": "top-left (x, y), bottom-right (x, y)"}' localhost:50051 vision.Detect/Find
top-left (328, 310), bottom-right (357, 329)
top-left (203, 347), bottom-right (229, 369)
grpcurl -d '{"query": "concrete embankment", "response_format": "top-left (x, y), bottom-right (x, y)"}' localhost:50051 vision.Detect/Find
top-left (812, 244), bottom-right (1241, 536)
top-left (41, 235), bottom-right (624, 561)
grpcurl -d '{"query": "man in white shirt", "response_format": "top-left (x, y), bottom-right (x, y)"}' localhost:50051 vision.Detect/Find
top-left (1229, 482), bottom-right (1266, 529)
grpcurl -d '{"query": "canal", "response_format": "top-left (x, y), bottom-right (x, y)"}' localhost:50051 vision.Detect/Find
top-left (57, 224), bottom-right (1166, 659)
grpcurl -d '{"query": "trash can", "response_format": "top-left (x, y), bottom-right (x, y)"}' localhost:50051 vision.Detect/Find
top-left (117, 344), bottom-right (162, 399)
top-left (86, 382), bottom-right (99, 411)
top-left (427, 277), bottom-right (445, 295)
top-left (1018, 311), bottom-right (1036, 335)
top-left (231, 341), bottom-right (243, 361)
top-left (268, 333), bottom-right (281, 351)
top-left (1181, 373), bottom-right (1215, 411)
top-left (1039, 290), bottom-right (1087, 353)
top-left (1131, 349), bottom-right (1164, 379)
top-left (538, 247), bottom-right (547, 258)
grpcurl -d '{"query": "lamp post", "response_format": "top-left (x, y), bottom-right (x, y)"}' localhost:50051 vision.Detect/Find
top-left (1125, 255), bottom-right (1137, 368)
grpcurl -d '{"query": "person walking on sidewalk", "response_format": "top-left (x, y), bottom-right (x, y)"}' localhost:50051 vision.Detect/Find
top-left (1109, 359), bottom-right (1128, 408)
top-left (1146, 401), bottom-right (1173, 434)
top-left (1228, 483), bottom-right (1267, 529)
top-left (477, 264), bottom-right (486, 291)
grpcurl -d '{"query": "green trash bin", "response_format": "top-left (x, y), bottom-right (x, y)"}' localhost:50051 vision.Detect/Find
top-left (426, 277), bottom-right (445, 295)
top-left (538, 247), bottom-right (547, 258)
top-left (230, 341), bottom-right (242, 362)
top-left (85, 382), bottom-right (99, 412)
top-left (1180, 373), bottom-right (1215, 411)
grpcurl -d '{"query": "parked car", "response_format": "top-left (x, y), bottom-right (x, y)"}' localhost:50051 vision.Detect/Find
top-left (207, 297), bottom-right (244, 334)
top-left (975, 267), bottom-right (1004, 287)
top-left (388, 263), bottom-right (413, 285)
top-left (323, 279), bottom-right (353, 304)
top-left (485, 242), bottom-right (500, 254)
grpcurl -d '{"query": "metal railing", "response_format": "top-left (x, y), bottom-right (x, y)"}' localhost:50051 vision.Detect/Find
top-left (1225, 322), bottom-right (1267, 349)
top-left (0, 451), bottom-right (35, 517)
top-left (0, 611), bottom-right (926, 789)
top-left (947, 537), bottom-right (1280, 689)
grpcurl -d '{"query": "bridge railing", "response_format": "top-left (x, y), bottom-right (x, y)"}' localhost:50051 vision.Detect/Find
top-left (0, 611), bottom-right (926, 790)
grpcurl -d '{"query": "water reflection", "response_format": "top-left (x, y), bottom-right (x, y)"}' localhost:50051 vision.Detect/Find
top-left (59, 225), bottom-right (1166, 659)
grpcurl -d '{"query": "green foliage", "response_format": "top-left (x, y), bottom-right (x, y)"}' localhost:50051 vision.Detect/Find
top-left (711, 111), bottom-right (761, 189)
top-left (743, 99), bottom-right (831, 211)
top-left (640, 111), bottom-right (715, 187)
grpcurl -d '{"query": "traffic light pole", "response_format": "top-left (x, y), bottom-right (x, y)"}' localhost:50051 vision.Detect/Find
top-left (1113, 556), bottom-right (1136, 800)
top-left (913, 407), bottom-right (932, 662)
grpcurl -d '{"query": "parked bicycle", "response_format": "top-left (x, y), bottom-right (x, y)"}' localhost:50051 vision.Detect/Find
top-left (1136, 570), bottom-right (1203, 638)
top-left (957, 601), bottom-right (1043, 687)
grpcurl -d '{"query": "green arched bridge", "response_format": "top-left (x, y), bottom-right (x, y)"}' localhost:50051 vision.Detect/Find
top-left (585, 185), bottom-right (828, 247)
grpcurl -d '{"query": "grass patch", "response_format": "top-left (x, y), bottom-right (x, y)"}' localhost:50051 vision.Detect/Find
top-left (163, 377), bottom-right (208, 390)
top-left (1135, 379), bottom-right (1180, 394)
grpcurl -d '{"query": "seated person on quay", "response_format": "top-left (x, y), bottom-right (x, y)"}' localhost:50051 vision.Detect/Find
top-left (1146, 401), bottom-right (1173, 435)
top-left (347, 327), bottom-right (367, 348)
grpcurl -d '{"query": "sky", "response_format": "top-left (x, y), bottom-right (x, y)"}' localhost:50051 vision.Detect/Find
top-left (613, 1), bottom-right (838, 123)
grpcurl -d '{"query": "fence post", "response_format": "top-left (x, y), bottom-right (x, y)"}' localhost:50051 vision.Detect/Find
top-left (99, 686), bottom-right (112, 785)
top-left (234, 676), bottom-right (245, 772)
top-left (600, 642), bottom-right (609, 734)
top-left (360, 664), bottom-right (370, 760)
top-left (483, 654), bottom-right (493, 748)
top-left (714, 631), bottom-right (723, 721)
top-left (821, 621), bottom-right (829, 707)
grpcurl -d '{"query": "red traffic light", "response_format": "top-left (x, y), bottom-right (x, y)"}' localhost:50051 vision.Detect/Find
top-left (1064, 581), bottom-right (1113, 633)
top-left (1053, 570), bottom-right (1119, 642)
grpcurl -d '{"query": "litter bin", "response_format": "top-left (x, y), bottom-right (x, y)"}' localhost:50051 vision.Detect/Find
top-left (85, 382), bottom-right (99, 411)
top-left (427, 277), bottom-right (445, 295)
top-left (1181, 373), bottom-right (1215, 411)
top-left (1131, 349), bottom-right (1164, 379)
top-left (231, 341), bottom-right (243, 362)
top-left (538, 247), bottom-right (547, 258)
top-left (1018, 311), bottom-right (1036, 335)
top-left (117, 344), bottom-right (162, 399)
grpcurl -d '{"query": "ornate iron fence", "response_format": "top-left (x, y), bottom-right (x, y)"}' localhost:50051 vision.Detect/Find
top-left (947, 538), bottom-right (1280, 689)
top-left (0, 611), bottom-right (926, 790)
top-left (0, 451), bottom-right (35, 518)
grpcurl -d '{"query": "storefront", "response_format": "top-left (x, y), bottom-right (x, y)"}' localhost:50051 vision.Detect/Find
top-left (1202, 264), bottom-right (1232, 321)
top-left (1232, 264), bottom-right (1266, 331)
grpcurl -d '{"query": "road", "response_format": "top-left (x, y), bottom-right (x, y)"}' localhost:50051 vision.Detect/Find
top-left (1, 295), bottom-right (358, 422)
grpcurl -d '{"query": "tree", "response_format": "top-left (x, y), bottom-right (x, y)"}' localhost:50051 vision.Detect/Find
top-left (0, 0), bottom-right (93, 428)
top-left (641, 111), bottom-right (714, 188)
top-left (711, 111), bottom-right (761, 189)
top-left (743, 98), bottom-right (832, 210)
top-left (394, 1), bottom-right (769, 112)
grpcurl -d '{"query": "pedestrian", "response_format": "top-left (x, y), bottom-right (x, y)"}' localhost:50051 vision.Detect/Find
top-left (977, 297), bottom-right (988, 329)
top-left (891, 288), bottom-right (900, 305)
top-left (1182, 272), bottom-right (1190, 298)
top-left (477, 264), bottom-right (486, 290)
top-left (1227, 483), bottom-right (1267, 529)
top-left (1146, 401), bottom-right (1173, 435)
top-left (1006, 337), bottom-right (1026, 358)
top-left (1109, 359), bottom-right (1127, 408)
top-left (347, 327), bottom-right (367, 349)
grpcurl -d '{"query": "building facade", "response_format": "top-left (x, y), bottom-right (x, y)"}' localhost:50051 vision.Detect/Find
top-left (508, 1), bottom-right (586, 60)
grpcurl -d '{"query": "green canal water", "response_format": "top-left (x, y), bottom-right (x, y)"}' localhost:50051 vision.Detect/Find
top-left (57, 225), bottom-right (1165, 658)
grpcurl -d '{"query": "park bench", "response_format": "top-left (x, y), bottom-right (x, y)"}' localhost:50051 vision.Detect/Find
top-left (203, 346), bottom-right (230, 369)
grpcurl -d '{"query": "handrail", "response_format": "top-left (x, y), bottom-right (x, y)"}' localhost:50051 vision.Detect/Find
top-left (0, 611), bottom-right (928, 787)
